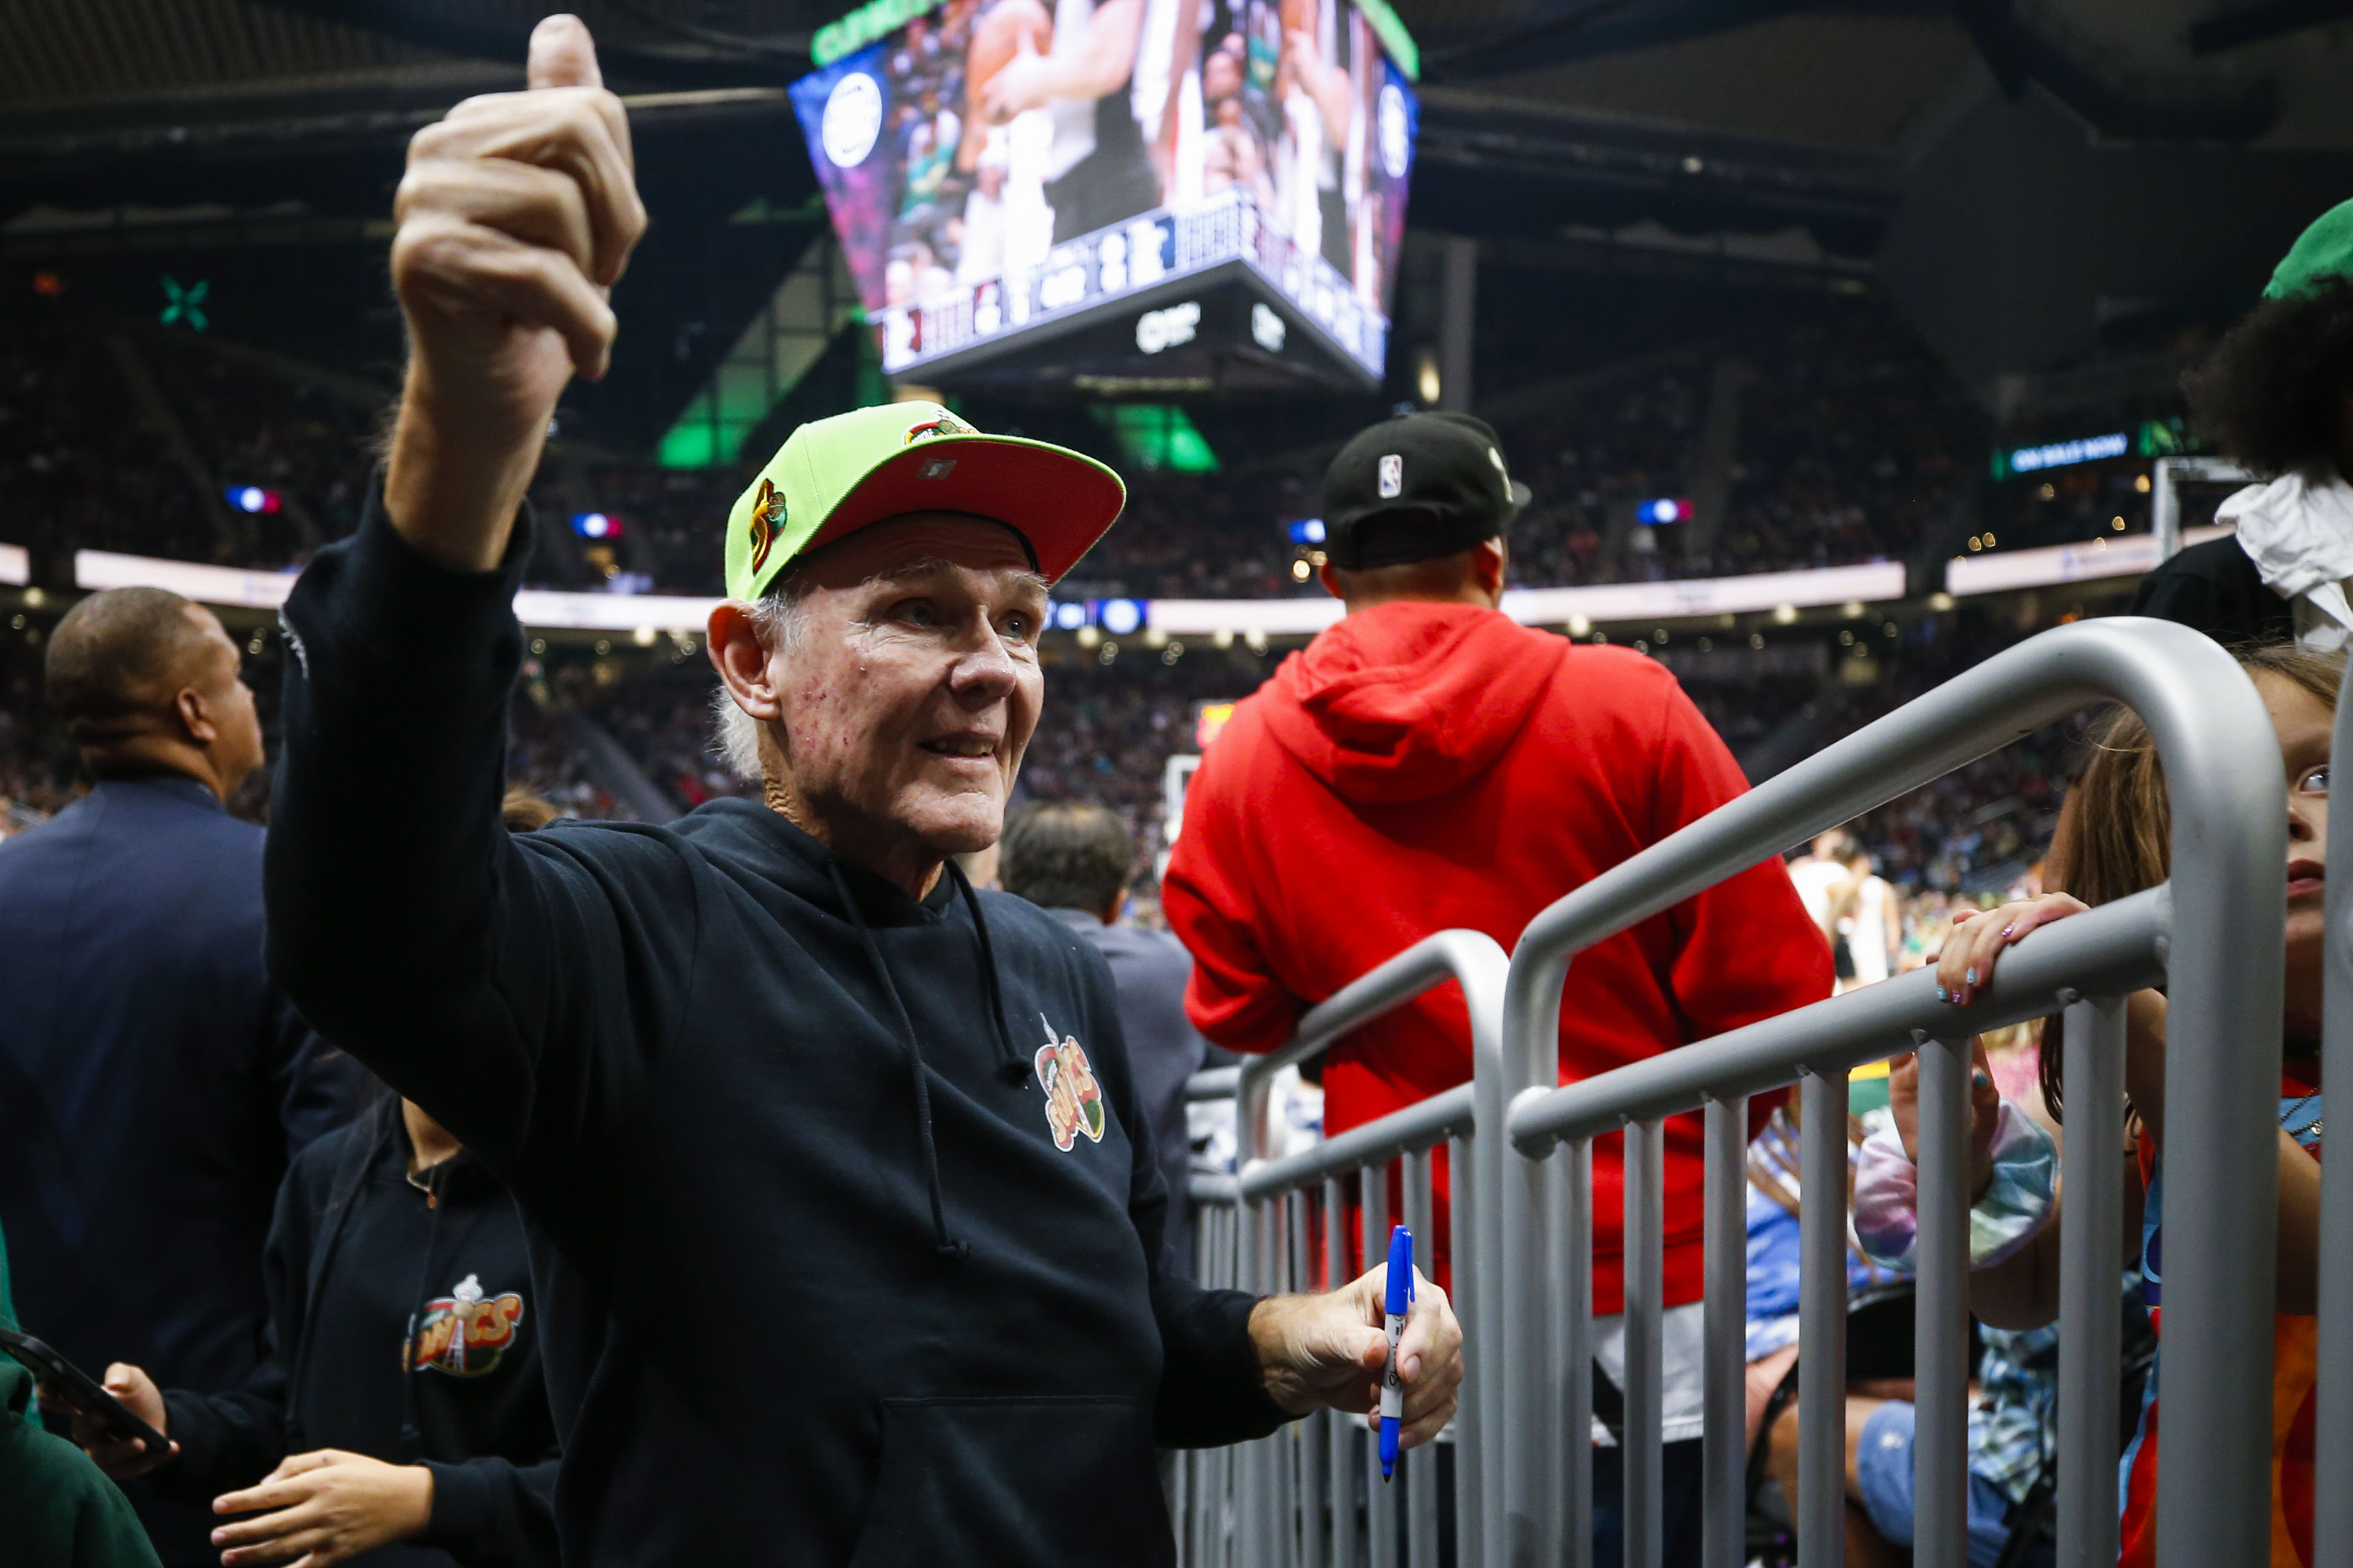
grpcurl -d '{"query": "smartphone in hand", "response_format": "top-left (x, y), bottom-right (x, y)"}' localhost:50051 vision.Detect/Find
top-left (0, 1327), bottom-right (173, 1455)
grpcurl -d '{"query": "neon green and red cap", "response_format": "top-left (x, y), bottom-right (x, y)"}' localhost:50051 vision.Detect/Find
top-left (724, 400), bottom-right (1127, 601)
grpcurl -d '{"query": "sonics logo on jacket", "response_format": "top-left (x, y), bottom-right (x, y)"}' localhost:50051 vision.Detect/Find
top-left (1034, 1016), bottom-right (1105, 1152)
top-left (406, 1273), bottom-right (525, 1377)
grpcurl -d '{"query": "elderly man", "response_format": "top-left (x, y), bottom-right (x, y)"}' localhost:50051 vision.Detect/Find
top-left (263, 16), bottom-right (1458, 1566)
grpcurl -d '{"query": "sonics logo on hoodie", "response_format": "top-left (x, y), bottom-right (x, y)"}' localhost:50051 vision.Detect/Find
top-left (1034, 1016), bottom-right (1105, 1152)
top-left (407, 1273), bottom-right (525, 1378)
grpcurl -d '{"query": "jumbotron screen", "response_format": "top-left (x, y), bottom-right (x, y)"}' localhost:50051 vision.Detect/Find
top-left (791, 0), bottom-right (1418, 388)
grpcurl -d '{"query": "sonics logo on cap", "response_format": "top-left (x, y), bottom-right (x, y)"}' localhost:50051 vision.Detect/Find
top-left (746, 478), bottom-right (786, 575)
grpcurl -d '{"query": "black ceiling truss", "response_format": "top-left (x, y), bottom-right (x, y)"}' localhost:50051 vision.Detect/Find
top-left (246, 0), bottom-right (809, 87)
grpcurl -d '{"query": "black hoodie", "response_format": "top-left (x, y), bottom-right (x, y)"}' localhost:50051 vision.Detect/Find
top-left (150, 1098), bottom-right (559, 1568)
top-left (264, 492), bottom-right (1287, 1565)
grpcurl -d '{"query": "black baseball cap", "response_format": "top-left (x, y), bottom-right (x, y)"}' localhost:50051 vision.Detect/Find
top-left (1320, 412), bottom-right (1532, 570)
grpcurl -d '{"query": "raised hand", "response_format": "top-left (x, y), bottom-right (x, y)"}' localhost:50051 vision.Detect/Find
top-left (384, 14), bottom-right (648, 571)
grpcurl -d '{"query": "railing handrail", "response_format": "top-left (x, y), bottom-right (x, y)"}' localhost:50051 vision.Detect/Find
top-left (1240, 1083), bottom-right (1477, 1202)
top-left (1493, 615), bottom-right (2287, 1568)
top-left (1237, 927), bottom-right (1509, 1172)
top-left (1186, 1065), bottom-right (1241, 1101)
top-left (1188, 1172), bottom-right (1239, 1204)
top-left (1502, 618), bottom-right (2272, 1091)
top-left (1508, 885), bottom-right (2169, 1150)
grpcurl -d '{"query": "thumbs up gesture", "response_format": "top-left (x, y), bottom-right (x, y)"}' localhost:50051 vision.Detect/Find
top-left (385, 14), bottom-right (648, 570)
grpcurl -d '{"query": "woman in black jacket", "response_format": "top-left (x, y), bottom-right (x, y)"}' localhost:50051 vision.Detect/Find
top-left (68, 1090), bottom-right (559, 1568)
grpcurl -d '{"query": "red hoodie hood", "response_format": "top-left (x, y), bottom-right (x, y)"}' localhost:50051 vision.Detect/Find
top-left (1257, 602), bottom-right (1569, 805)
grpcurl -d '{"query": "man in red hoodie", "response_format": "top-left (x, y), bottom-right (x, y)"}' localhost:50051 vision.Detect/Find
top-left (1163, 410), bottom-right (1832, 1565)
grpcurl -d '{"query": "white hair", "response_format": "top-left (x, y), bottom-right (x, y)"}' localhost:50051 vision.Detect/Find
top-left (709, 585), bottom-right (807, 781)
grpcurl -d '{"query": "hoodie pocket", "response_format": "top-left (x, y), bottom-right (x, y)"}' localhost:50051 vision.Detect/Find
top-left (847, 1395), bottom-right (1167, 1568)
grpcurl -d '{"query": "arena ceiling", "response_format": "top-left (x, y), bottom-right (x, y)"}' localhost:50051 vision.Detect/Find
top-left (8, 0), bottom-right (2353, 439)
top-left (10, 1), bottom-right (2353, 159)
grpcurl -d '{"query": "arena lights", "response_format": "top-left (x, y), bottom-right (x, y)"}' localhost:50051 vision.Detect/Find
top-left (159, 275), bottom-right (209, 332)
top-left (1992, 430), bottom-right (2127, 479)
top-left (1043, 599), bottom-right (1148, 637)
top-left (1287, 519), bottom-right (1327, 544)
top-left (570, 512), bottom-right (623, 539)
top-left (1639, 497), bottom-right (1693, 525)
top-left (225, 486), bottom-right (281, 514)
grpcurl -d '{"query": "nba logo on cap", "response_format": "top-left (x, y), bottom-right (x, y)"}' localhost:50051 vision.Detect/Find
top-left (1378, 455), bottom-right (1402, 499)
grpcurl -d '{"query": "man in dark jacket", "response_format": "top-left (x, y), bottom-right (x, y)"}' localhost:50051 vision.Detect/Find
top-left (263, 18), bottom-right (1460, 1565)
top-left (999, 802), bottom-right (1230, 1275)
top-left (0, 584), bottom-right (365, 1564)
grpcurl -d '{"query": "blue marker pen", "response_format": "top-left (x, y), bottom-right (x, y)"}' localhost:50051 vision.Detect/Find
top-left (1379, 1224), bottom-right (1413, 1481)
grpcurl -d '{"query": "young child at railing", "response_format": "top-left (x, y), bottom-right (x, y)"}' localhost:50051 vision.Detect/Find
top-left (1858, 640), bottom-right (2336, 1568)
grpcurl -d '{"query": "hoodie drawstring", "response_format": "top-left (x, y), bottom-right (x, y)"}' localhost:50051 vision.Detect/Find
top-left (400, 1161), bottom-right (449, 1454)
top-left (945, 858), bottom-right (1034, 1088)
top-left (284, 1097), bottom-right (395, 1452)
top-left (829, 861), bottom-right (970, 1260)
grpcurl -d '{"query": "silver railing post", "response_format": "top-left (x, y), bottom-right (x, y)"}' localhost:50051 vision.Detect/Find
top-left (1324, 1174), bottom-right (1356, 1568)
top-left (2148, 455), bottom-right (2250, 560)
top-left (1623, 1118), bottom-right (1666, 1568)
top-left (2320, 650), bottom-right (2353, 1568)
top-left (1449, 1132), bottom-right (1485, 1568)
top-left (1701, 1096), bottom-right (1748, 1568)
top-left (1405, 1146), bottom-right (1440, 1568)
top-left (1365, 1162), bottom-right (1397, 1568)
top-left (1912, 1033), bottom-right (1971, 1568)
top-left (1556, 1139), bottom-right (1591, 1567)
top-left (1287, 1188), bottom-right (1312, 1568)
top-left (1501, 984), bottom-right (1567, 1568)
top-left (2055, 993), bottom-right (2125, 1568)
top-left (1796, 1069), bottom-right (1848, 1568)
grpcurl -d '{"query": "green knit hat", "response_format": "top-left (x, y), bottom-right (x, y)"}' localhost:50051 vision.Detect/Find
top-left (724, 401), bottom-right (1126, 602)
top-left (2265, 198), bottom-right (2353, 300)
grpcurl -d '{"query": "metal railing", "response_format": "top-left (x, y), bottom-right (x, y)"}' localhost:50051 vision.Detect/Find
top-left (1183, 930), bottom-right (1509, 1568)
top-left (1183, 615), bottom-right (2296, 1568)
top-left (1500, 616), bottom-right (2285, 1568)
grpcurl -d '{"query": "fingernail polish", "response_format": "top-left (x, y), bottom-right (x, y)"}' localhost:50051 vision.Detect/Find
top-left (2000, 924), bottom-right (2015, 938)
top-left (1965, 968), bottom-right (1977, 985)
top-left (1935, 986), bottom-right (1946, 1001)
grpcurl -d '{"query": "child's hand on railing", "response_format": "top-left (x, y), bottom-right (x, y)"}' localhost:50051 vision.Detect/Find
top-left (1932, 892), bottom-right (2087, 1008)
top-left (1887, 1039), bottom-right (2002, 1203)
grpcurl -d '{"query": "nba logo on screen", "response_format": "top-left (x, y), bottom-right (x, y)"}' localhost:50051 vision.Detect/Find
top-left (1378, 455), bottom-right (1402, 498)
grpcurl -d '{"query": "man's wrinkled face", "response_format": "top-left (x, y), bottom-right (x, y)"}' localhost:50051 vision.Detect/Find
top-left (770, 512), bottom-right (1047, 861)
